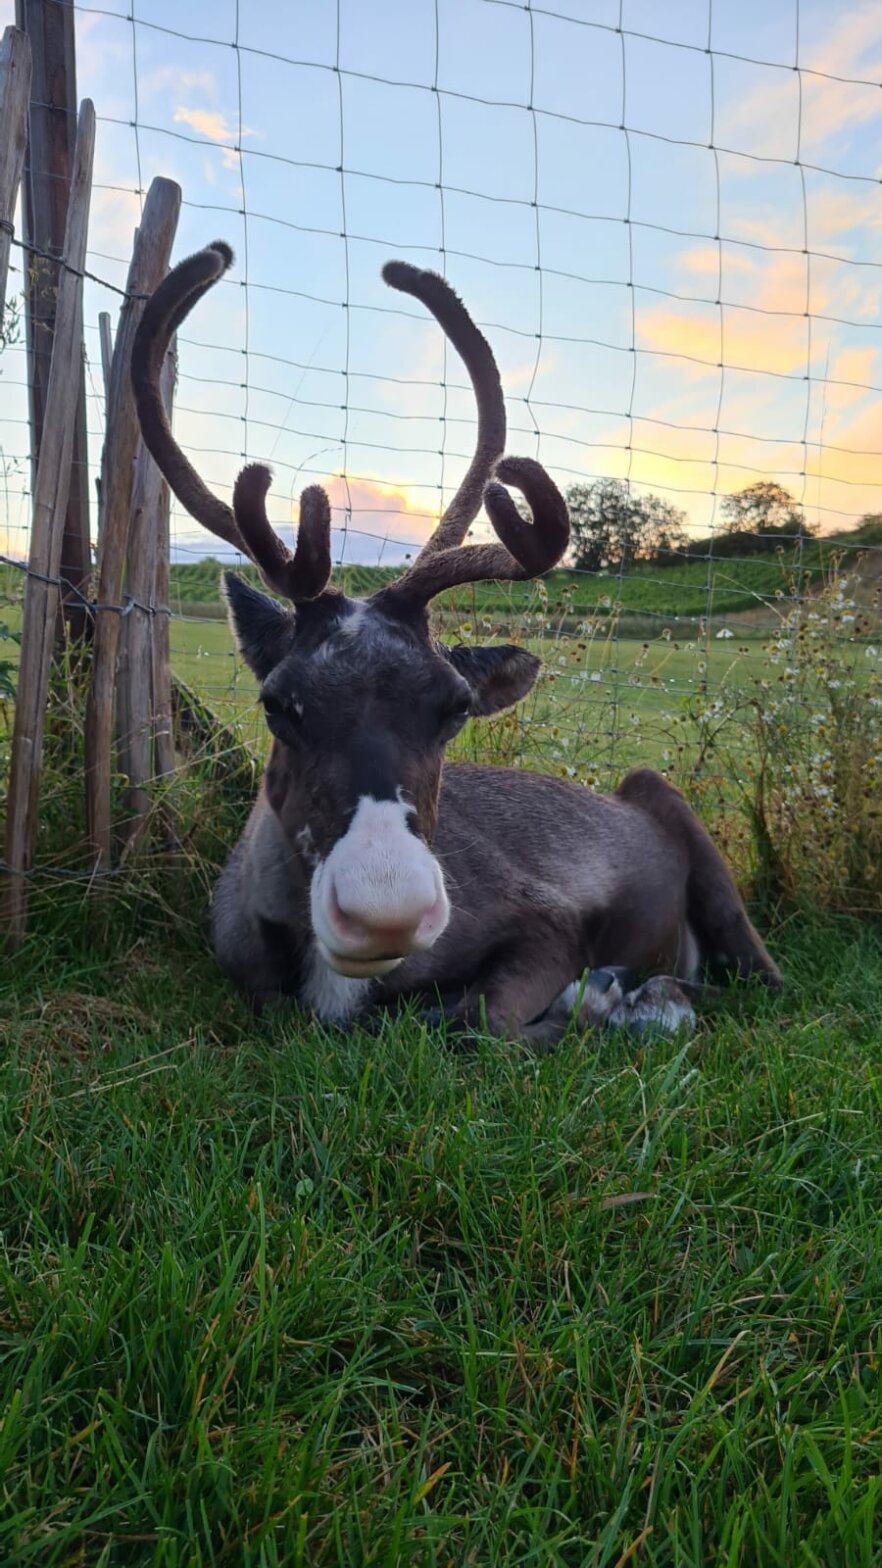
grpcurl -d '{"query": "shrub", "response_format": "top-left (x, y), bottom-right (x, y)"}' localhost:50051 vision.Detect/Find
top-left (738, 564), bottom-right (882, 912)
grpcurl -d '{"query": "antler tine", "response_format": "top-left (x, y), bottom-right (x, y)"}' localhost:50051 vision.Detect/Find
top-left (133, 242), bottom-right (334, 604)
top-left (132, 242), bottom-right (245, 554)
top-left (233, 465), bottom-right (332, 603)
top-left (382, 261), bottom-right (506, 558)
top-left (373, 456), bottom-right (570, 611)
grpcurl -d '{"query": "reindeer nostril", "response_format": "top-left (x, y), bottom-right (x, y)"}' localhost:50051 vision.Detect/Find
top-left (325, 874), bottom-right (443, 957)
top-left (326, 880), bottom-right (371, 944)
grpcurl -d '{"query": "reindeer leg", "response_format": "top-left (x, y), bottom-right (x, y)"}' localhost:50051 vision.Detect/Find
top-left (616, 769), bottom-right (783, 986)
top-left (427, 928), bottom-right (586, 1048)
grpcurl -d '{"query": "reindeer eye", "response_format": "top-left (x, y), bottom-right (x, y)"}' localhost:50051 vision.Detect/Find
top-left (261, 693), bottom-right (302, 739)
top-left (442, 696), bottom-right (472, 729)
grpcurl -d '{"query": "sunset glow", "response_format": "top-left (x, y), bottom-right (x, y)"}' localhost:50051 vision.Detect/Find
top-left (1, 0), bottom-right (881, 561)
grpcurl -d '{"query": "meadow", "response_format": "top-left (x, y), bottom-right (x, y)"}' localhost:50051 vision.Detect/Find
top-left (166, 603), bottom-right (773, 777)
top-left (1, 550), bottom-right (881, 1565)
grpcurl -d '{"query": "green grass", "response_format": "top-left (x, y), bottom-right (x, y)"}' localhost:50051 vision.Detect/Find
top-left (2, 541), bottom-right (881, 1562)
top-left (163, 609), bottom-right (773, 776)
top-left (159, 539), bottom-right (848, 623)
top-left (1, 889), bottom-right (881, 1565)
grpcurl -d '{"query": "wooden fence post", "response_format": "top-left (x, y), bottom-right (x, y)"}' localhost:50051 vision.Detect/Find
top-left (84, 176), bottom-right (181, 869)
top-left (98, 309), bottom-right (112, 412)
top-left (151, 341), bottom-right (178, 816)
top-left (0, 27), bottom-right (31, 314)
top-left (118, 338), bottom-right (176, 852)
top-left (15, 0), bottom-right (92, 642)
top-left (2, 99), bottom-right (94, 947)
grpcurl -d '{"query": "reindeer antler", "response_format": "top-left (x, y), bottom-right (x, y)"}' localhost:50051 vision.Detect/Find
top-left (131, 243), bottom-right (332, 602)
top-left (374, 456), bottom-right (569, 612)
top-left (381, 261), bottom-right (506, 557)
top-left (375, 262), bottom-right (569, 609)
top-left (133, 245), bottom-right (567, 610)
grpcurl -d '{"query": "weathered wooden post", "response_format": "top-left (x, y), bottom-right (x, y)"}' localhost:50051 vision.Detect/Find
top-left (151, 344), bottom-right (178, 817)
top-left (84, 176), bottom-right (181, 869)
top-left (118, 338), bottom-right (176, 852)
top-left (15, 0), bottom-right (92, 641)
top-left (2, 98), bottom-right (94, 947)
top-left (0, 27), bottom-right (31, 310)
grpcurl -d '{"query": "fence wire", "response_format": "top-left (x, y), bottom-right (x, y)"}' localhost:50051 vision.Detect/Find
top-left (1, 0), bottom-right (881, 885)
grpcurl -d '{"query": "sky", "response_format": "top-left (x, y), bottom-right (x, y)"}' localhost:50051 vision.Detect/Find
top-left (2, 0), bottom-right (882, 565)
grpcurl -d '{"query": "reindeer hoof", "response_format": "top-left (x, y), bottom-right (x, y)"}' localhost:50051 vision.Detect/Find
top-left (421, 992), bottom-right (468, 1030)
top-left (609, 976), bottom-right (697, 1040)
top-left (421, 1004), bottom-right (449, 1030)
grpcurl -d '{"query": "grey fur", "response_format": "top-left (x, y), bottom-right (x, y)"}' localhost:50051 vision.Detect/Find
top-left (133, 242), bottom-right (781, 1047)
top-left (213, 758), bottom-right (780, 1044)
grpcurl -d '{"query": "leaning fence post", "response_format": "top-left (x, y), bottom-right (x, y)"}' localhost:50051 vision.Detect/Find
top-left (1, 98), bottom-right (94, 948)
top-left (0, 27), bottom-right (32, 311)
top-left (149, 341), bottom-right (178, 833)
top-left (84, 176), bottom-right (181, 870)
top-left (15, 0), bottom-right (93, 643)
top-left (118, 338), bottom-right (176, 853)
top-left (98, 309), bottom-right (112, 412)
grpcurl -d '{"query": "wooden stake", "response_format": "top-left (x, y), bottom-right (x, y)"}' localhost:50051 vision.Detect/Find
top-left (84, 176), bottom-right (181, 869)
top-left (118, 339), bottom-right (176, 852)
top-left (15, 0), bottom-right (92, 641)
top-left (150, 342), bottom-right (178, 830)
top-left (2, 99), bottom-right (95, 947)
top-left (98, 309), bottom-right (112, 415)
top-left (0, 27), bottom-right (31, 311)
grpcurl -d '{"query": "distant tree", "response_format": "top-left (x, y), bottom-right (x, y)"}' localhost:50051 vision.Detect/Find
top-left (566, 479), bottom-right (687, 571)
top-left (847, 513), bottom-right (882, 546)
top-left (720, 481), bottom-right (815, 540)
top-left (642, 494), bottom-right (689, 561)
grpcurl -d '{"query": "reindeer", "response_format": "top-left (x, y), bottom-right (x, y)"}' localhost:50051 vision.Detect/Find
top-left (132, 242), bottom-right (781, 1047)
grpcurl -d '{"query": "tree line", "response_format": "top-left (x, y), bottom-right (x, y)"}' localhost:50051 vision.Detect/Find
top-left (565, 479), bottom-right (819, 571)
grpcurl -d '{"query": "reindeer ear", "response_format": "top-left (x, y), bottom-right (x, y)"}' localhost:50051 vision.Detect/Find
top-left (444, 644), bottom-right (541, 716)
top-left (222, 571), bottom-right (295, 680)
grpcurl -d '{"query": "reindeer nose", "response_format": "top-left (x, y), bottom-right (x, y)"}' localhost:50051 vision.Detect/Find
top-left (327, 872), bottom-right (444, 957)
top-left (309, 796), bottom-right (452, 974)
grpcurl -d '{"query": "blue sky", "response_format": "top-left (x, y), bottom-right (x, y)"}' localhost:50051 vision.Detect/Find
top-left (2, 0), bottom-right (882, 563)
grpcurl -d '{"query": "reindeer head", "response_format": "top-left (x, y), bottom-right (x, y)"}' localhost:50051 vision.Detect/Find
top-left (132, 246), bottom-right (569, 979)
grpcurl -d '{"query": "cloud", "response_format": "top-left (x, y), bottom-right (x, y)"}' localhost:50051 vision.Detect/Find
top-left (321, 474), bottom-right (437, 563)
top-left (140, 65), bottom-right (217, 101)
top-left (86, 181), bottom-right (143, 263)
top-left (635, 247), bottom-right (851, 380)
top-left (637, 299), bottom-right (811, 379)
top-left (717, 3), bottom-right (882, 164)
top-left (585, 228), bottom-right (882, 537)
top-left (806, 188), bottom-right (882, 253)
top-left (173, 106), bottom-right (255, 170)
top-left (169, 466), bottom-right (515, 568)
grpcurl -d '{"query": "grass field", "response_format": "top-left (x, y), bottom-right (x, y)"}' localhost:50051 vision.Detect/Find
top-left (160, 537), bottom-right (856, 623)
top-left (166, 607), bottom-right (773, 780)
top-left (1, 891), bottom-right (881, 1565)
top-left (2, 551), bottom-right (882, 1563)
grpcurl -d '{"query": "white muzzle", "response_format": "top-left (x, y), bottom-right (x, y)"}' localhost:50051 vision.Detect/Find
top-left (310, 796), bottom-right (450, 977)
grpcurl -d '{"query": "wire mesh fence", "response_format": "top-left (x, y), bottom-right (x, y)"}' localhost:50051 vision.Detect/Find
top-left (1, 0), bottom-right (881, 895)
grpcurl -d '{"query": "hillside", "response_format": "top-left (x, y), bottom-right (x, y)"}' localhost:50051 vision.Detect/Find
top-left (163, 533), bottom-right (875, 627)
top-left (2, 529), bottom-right (878, 633)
